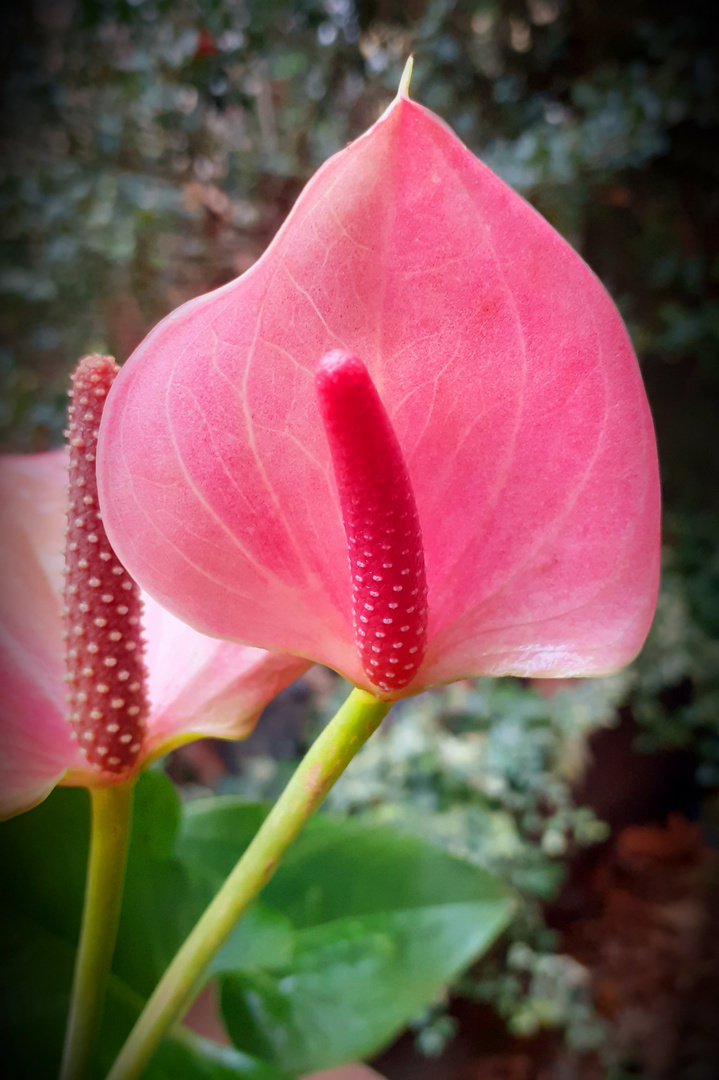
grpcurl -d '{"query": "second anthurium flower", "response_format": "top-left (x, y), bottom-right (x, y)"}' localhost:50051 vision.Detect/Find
top-left (0, 356), bottom-right (309, 819)
top-left (97, 67), bottom-right (660, 699)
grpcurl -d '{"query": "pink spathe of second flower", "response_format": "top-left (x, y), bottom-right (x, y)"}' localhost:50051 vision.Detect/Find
top-left (0, 448), bottom-right (310, 819)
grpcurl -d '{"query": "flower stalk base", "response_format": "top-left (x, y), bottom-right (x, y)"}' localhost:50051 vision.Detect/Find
top-left (60, 779), bottom-right (135, 1080)
top-left (106, 687), bottom-right (391, 1080)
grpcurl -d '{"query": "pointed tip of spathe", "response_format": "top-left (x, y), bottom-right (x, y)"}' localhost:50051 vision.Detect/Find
top-left (397, 55), bottom-right (414, 101)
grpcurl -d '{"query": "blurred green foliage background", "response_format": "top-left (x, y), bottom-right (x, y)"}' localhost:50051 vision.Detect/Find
top-left (1, 0), bottom-right (718, 1072)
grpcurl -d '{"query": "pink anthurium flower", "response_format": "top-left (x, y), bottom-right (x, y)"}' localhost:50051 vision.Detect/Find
top-left (0, 359), bottom-right (309, 820)
top-left (97, 72), bottom-right (660, 701)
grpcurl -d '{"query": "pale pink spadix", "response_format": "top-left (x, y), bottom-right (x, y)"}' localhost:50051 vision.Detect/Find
top-left (96, 65), bottom-right (661, 699)
top-left (64, 355), bottom-right (149, 772)
top-left (316, 351), bottom-right (428, 693)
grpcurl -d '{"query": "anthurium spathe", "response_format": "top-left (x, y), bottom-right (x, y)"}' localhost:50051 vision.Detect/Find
top-left (97, 72), bottom-right (660, 700)
top-left (0, 444), bottom-right (309, 820)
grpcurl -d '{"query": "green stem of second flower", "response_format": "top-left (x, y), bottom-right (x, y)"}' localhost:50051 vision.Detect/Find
top-left (105, 686), bottom-right (391, 1080)
top-left (60, 779), bottom-right (135, 1080)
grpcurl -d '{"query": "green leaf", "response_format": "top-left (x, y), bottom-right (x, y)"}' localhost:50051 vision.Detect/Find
top-left (0, 770), bottom-right (196, 997)
top-left (178, 801), bottom-right (512, 923)
top-left (208, 904), bottom-right (294, 978)
top-left (179, 799), bottom-right (516, 1074)
top-left (221, 900), bottom-right (512, 1073)
top-left (0, 780), bottom-right (513, 1078)
top-left (0, 774), bottom-right (91, 945)
top-left (1, 903), bottom-right (286, 1080)
top-left (0, 776), bottom-right (288, 1080)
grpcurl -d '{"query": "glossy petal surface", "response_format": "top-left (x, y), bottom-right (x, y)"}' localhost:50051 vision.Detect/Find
top-left (142, 594), bottom-right (309, 756)
top-left (0, 451), bottom-right (309, 817)
top-left (98, 92), bottom-right (660, 693)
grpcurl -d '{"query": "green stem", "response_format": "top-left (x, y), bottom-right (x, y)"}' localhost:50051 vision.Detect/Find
top-left (60, 780), bottom-right (135, 1080)
top-left (106, 687), bottom-right (391, 1080)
